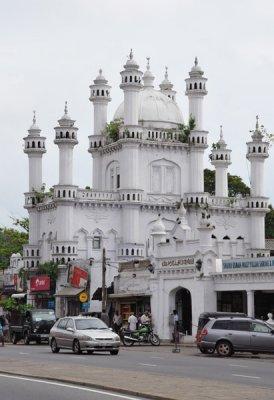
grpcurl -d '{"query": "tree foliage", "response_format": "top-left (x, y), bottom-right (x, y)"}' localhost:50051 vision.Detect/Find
top-left (204, 169), bottom-right (250, 197)
top-left (11, 217), bottom-right (29, 233)
top-left (38, 261), bottom-right (59, 282)
top-left (265, 205), bottom-right (274, 239)
top-left (0, 228), bottom-right (28, 269)
top-left (0, 297), bottom-right (32, 312)
top-left (178, 115), bottom-right (196, 143)
top-left (105, 119), bottom-right (122, 142)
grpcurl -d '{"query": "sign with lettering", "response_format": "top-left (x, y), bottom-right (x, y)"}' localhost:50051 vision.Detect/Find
top-left (30, 275), bottom-right (50, 292)
top-left (223, 257), bottom-right (274, 270)
top-left (161, 258), bottom-right (195, 267)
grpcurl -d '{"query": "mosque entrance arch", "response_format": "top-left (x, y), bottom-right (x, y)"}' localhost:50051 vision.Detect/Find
top-left (173, 287), bottom-right (192, 335)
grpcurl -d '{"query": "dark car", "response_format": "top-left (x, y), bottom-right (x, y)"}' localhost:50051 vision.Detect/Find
top-left (196, 312), bottom-right (247, 353)
top-left (199, 317), bottom-right (274, 356)
top-left (10, 308), bottom-right (56, 344)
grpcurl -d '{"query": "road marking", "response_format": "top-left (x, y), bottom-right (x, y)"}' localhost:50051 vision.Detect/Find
top-left (232, 374), bottom-right (261, 379)
top-left (139, 363), bottom-right (157, 367)
top-left (151, 356), bottom-right (164, 359)
top-left (19, 352), bottom-right (29, 355)
top-left (0, 374), bottom-right (141, 399)
top-left (229, 364), bottom-right (248, 368)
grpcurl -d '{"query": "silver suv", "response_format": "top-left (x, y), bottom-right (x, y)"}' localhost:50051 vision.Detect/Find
top-left (49, 316), bottom-right (120, 355)
top-left (199, 317), bottom-right (274, 356)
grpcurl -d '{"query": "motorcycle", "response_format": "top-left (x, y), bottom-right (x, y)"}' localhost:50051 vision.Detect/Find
top-left (121, 324), bottom-right (160, 346)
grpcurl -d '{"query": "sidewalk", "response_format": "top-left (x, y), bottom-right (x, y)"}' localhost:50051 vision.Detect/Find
top-left (0, 349), bottom-right (274, 400)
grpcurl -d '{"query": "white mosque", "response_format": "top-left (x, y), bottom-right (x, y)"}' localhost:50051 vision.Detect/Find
top-left (22, 51), bottom-right (274, 339)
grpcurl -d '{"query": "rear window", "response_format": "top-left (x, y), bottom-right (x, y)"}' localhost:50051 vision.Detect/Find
top-left (212, 320), bottom-right (232, 330)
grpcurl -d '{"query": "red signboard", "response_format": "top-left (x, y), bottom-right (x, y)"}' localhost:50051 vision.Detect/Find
top-left (69, 266), bottom-right (88, 288)
top-left (30, 275), bottom-right (50, 292)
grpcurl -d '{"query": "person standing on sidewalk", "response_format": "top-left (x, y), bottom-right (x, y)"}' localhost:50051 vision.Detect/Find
top-left (128, 312), bottom-right (138, 331)
top-left (172, 310), bottom-right (180, 352)
top-left (113, 310), bottom-right (123, 333)
top-left (0, 318), bottom-right (4, 347)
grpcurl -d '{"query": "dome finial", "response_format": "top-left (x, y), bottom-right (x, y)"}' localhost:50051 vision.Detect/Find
top-left (194, 56), bottom-right (198, 67)
top-left (220, 125), bottom-right (223, 140)
top-left (32, 110), bottom-right (36, 125)
top-left (64, 101), bottom-right (68, 115)
top-left (165, 66), bottom-right (168, 80)
top-left (256, 115), bottom-right (259, 130)
top-left (99, 68), bottom-right (103, 75)
top-left (129, 49), bottom-right (133, 60)
top-left (146, 57), bottom-right (150, 71)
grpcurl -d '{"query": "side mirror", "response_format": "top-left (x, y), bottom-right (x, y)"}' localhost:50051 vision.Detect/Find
top-left (66, 327), bottom-right (74, 332)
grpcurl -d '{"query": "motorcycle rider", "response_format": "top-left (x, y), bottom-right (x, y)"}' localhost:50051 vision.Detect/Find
top-left (140, 311), bottom-right (150, 325)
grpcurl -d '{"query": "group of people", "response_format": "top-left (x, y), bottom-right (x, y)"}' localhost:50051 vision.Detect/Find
top-left (111, 310), bottom-right (152, 333)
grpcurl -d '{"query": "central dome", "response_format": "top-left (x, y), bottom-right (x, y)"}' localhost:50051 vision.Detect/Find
top-left (113, 88), bottom-right (183, 129)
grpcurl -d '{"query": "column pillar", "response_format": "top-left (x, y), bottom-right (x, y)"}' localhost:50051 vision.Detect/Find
top-left (247, 290), bottom-right (255, 317)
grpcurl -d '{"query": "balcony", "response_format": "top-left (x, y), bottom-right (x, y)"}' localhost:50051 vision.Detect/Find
top-left (78, 189), bottom-right (120, 202)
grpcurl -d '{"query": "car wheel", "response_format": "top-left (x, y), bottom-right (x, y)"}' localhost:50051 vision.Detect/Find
top-left (87, 350), bottom-right (94, 354)
top-left (11, 333), bottom-right (18, 345)
top-left (24, 332), bottom-right (30, 345)
top-left (72, 339), bottom-right (82, 354)
top-left (110, 350), bottom-right (119, 355)
top-left (50, 338), bottom-right (60, 353)
top-left (216, 341), bottom-right (233, 357)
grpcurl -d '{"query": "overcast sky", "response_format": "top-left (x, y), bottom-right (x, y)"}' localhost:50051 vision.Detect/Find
top-left (1, 0), bottom-right (274, 228)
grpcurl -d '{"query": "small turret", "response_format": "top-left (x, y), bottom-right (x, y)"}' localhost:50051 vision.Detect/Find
top-left (159, 67), bottom-right (176, 100)
top-left (143, 57), bottom-right (155, 88)
top-left (89, 69), bottom-right (111, 136)
top-left (210, 126), bottom-right (232, 197)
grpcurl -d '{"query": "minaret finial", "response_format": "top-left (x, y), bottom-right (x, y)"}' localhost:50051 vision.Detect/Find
top-left (64, 101), bottom-right (68, 115)
top-left (165, 66), bottom-right (168, 80)
top-left (256, 115), bottom-right (259, 130)
top-left (32, 110), bottom-right (36, 125)
top-left (194, 56), bottom-right (198, 66)
top-left (129, 49), bottom-right (133, 60)
top-left (220, 125), bottom-right (223, 140)
top-left (146, 57), bottom-right (150, 70)
top-left (99, 68), bottom-right (102, 75)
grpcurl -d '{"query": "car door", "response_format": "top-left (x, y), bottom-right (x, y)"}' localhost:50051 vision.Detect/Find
top-left (250, 321), bottom-right (274, 352)
top-left (230, 320), bottom-right (252, 350)
top-left (62, 318), bottom-right (75, 348)
top-left (55, 318), bottom-right (68, 347)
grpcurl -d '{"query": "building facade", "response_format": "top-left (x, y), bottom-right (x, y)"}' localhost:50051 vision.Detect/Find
top-left (22, 52), bottom-right (273, 338)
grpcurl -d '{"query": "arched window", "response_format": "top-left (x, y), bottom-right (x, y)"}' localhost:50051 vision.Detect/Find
top-left (68, 190), bottom-right (71, 197)
top-left (125, 76), bottom-right (128, 83)
top-left (264, 147), bottom-right (266, 153)
top-left (201, 197), bottom-right (204, 204)
top-left (126, 249), bottom-right (129, 256)
top-left (220, 154), bottom-right (224, 160)
top-left (192, 137), bottom-right (195, 143)
top-left (223, 235), bottom-right (230, 240)
top-left (127, 194), bottom-right (130, 200)
top-left (202, 137), bottom-right (204, 143)
top-left (32, 141), bottom-right (35, 148)
top-left (68, 246), bottom-right (71, 253)
top-left (137, 249), bottom-right (139, 255)
top-left (133, 194), bottom-right (135, 200)
top-left (38, 141), bottom-right (41, 148)
top-left (102, 90), bottom-right (104, 96)
top-left (190, 197), bottom-right (193, 203)
top-left (37, 249), bottom-right (39, 256)
top-left (253, 146), bottom-right (256, 153)
top-left (211, 235), bottom-right (217, 239)
top-left (225, 154), bottom-right (228, 160)
top-left (131, 249), bottom-right (134, 255)
top-left (27, 142), bottom-right (30, 148)
top-left (96, 89), bottom-right (100, 96)
top-left (62, 246), bottom-right (65, 253)
top-left (26, 261), bottom-right (29, 268)
top-left (189, 83), bottom-right (192, 90)
top-left (237, 236), bottom-right (244, 240)
top-left (72, 247), bottom-right (75, 253)
top-left (199, 82), bottom-right (202, 89)
top-left (261, 202), bottom-right (264, 208)
top-left (258, 146), bottom-right (262, 153)
top-left (66, 131), bottom-right (69, 138)
top-left (196, 197), bottom-right (199, 204)
top-left (121, 249), bottom-right (123, 255)
top-left (63, 190), bottom-right (66, 197)
top-left (194, 82), bottom-right (197, 89)
top-left (56, 246), bottom-right (59, 253)
top-left (68, 257), bottom-right (70, 262)
top-left (61, 258), bottom-right (65, 264)
top-left (72, 132), bottom-right (75, 139)
top-left (27, 250), bottom-right (29, 257)
top-left (31, 261), bottom-right (34, 268)
top-left (256, 201), bottom-right (259, 208)
top-left (197, 137), bottom-right (200, 143)
top-left (31, 250), bottom-right (34, 256)
top-left (130, 76), bottom-right (132, 82)
top-left (58, 190), bottom-right (60, 198)
top-left (60, 132), bottom-right (63, 138)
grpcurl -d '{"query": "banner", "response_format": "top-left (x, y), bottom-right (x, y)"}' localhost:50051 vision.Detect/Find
top-left (68, 265), bottom-right (89, 288)
top-left (30, 275), bottom-right (50, 292)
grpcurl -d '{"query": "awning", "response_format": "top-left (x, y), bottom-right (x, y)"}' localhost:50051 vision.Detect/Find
top-left (11, 293), bottom-right (27, 299)
top-left (55, 287), bottom-right (84, 297)
top-left (108, 293), bottom-right (151, 299)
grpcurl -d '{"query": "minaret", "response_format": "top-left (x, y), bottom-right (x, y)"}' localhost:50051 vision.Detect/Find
top-left (120, 49), bottom-right (143, 126)
top-left (23, 111), bottom-right (46, 192)
top-left (143, 57), bottom-right (155, 89)
top-left (54, 102), bottom-right (78, 186)
top-left (185, 58), bottom-right (208, 194)
top-left (53, 103), bottom-right (79, 264)
top-left (246, 116), bottom-right (269, 252)
top-left (210, 126), bottom-right (231, 197)
top-left (23, 111), bottom-right (46, 268)
top-left (159, 67), bottom-right (176, 100)
top-left (89, 69), bottom-right (111, 135)
top-left (185, 57), bottom-right (207, 130)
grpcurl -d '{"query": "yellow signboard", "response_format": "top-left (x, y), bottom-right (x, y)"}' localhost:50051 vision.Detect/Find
top-left (79, 292), bottom-right (88, 303)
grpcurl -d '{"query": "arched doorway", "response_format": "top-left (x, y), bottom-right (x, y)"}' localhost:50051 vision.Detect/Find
top-left (175, 288), bottom-right (192, 335)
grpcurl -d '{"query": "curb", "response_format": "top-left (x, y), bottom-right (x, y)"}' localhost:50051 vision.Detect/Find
top-left (0, 370), bottom-right (176, 400)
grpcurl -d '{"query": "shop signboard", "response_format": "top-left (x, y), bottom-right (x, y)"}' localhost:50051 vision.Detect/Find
top-left (223, 256), bottom-right (274, 270)
top-left (79, 292), bottom-right (88, 303)
top-left (3, 273), bottom-right (16, 291)
top-left (68, 265), bottom-right (89, 288)
top-left (30, 275), bottom-right (51, 292)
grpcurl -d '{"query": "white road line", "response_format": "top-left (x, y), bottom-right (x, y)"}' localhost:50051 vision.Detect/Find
top-left (232, 374), bottom-right (261, 379)
top-left (229, 364), bottom-right (248, 368)
top-left (139, 363), bottom-right (157, 367)
top-left (19, 352), bottom-right (29, 355)
top-left (151, 356), bottom-right (164, 360)
top-left (0, 374), bottom-right (141, 399)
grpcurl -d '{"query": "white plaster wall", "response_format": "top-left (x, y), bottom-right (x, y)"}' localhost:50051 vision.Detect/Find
top-left (189, 96), bottom-right (204, 130)
top-left (250, 159), bottom-right (265, 197)
top-left (215, 165), bottom-right (228, 197)
top-left (28, 155), bottom-right (42, 191)
top-left (93, 102), bottom-right (108, 136)
top-left (59, 145), bottom-right (74, 185)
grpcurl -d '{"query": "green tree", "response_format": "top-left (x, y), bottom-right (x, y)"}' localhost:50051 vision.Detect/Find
top-left (265, 205), bottom-right (274, 239)
top-left (0, 228), bottom-right (28, 269)
top-left (11, 217), bottom-right (29, 233)
top-left (105, 119), bottom-right (122, 142)
top-left (204, 169), bottom-right (250, 197)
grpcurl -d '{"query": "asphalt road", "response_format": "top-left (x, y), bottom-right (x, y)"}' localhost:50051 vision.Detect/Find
top-left (0, 373), bottom-right (147, 400)
top-left (1, 344), bottom-right (274, 390)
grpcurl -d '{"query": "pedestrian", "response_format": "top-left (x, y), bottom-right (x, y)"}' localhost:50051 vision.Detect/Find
top-left (101, 309), bottom-right (110, 327)
top-left (140, 311), bottom-right (151, 325)
top-left (0, 318), bottom-right (4, 347)
top-left (113, 310), bottom-right (122, 333)
top-left (128, 312), bottom-right (138, 331)
top-left (172, 310), bottom-right (180, 353)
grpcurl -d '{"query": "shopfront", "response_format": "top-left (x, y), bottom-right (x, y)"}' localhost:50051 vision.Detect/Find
top-left (28, 275), bottom-right (54, 309)
top-left (109, 293), bottom-right (151, 323)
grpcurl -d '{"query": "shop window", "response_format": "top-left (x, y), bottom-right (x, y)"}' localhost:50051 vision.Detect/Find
top-left (93, 236), bottom-right (101, 249)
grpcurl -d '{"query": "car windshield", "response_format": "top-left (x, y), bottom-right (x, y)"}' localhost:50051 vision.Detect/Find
top-left (75, 318), bottom-right (108, 330)
top-left (32, 311), bottom-right (56, 322)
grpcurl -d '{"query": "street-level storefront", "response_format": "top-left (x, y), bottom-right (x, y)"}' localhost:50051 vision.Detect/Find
top-left (108, 293), bottom-right (151, 324)
top-left (27, 275), bottom-right (55, 309)
top-left (55, 287), bottom-right (89, 317)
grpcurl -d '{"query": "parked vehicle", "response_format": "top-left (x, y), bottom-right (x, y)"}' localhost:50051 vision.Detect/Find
top-left (10, 308), bottom-right (56, 345)
top-left (196, 312), bottom-right (247, 354)
top-left (199, 317), bottom-right (274, 356)
top-left (121, 324), bottom-right (160, 346)
top-left (49, 316), bottom-right (120, 355)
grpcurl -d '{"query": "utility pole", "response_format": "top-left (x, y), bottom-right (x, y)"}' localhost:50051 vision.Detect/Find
top-left (102, 247), bottom-right (107, 312)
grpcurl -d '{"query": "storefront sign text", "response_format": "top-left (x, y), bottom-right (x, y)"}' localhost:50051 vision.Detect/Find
top-left (223, 257), bottom-right (274, 270)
